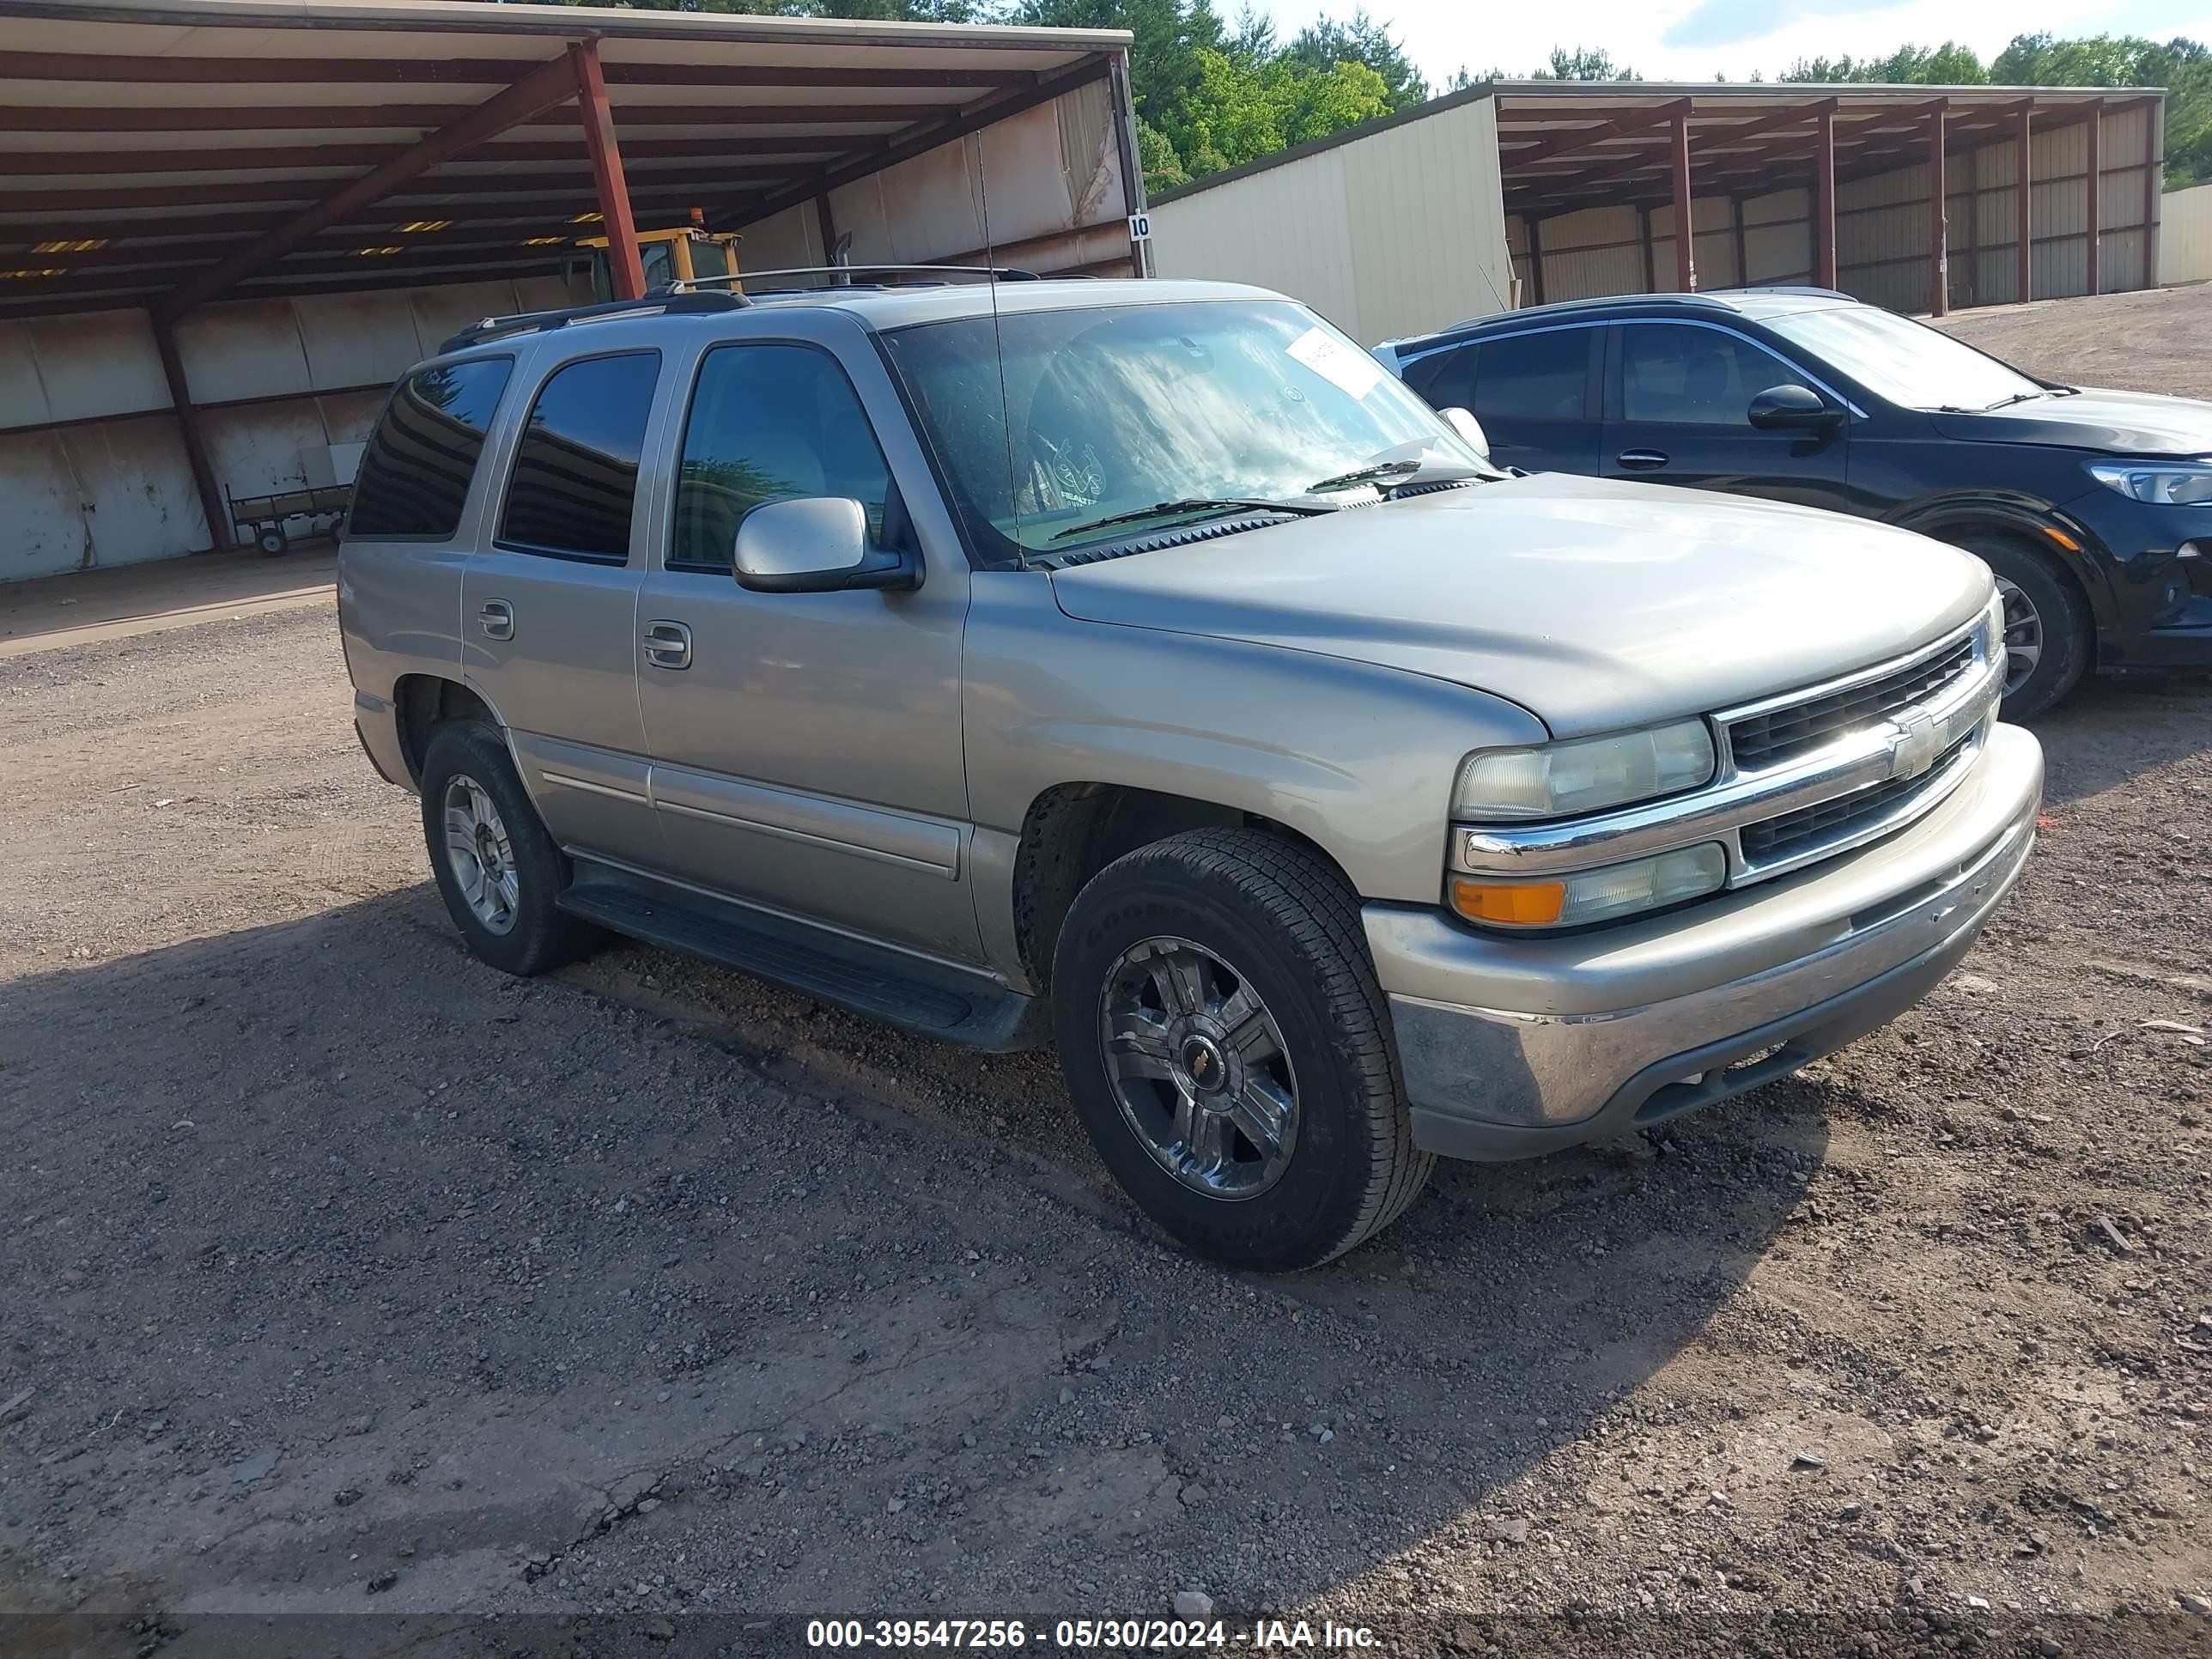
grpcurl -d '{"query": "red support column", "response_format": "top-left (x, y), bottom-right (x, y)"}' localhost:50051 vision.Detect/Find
top-left (1669, 111), bottom-right (1694, 291)
top-left (152, 313), bottom-right (228, 551)
top-left (2145, 99), bottom-right (2163, 289)
top-left (571, 41), bottom-right (643, 300)
top-left (2016, 104), bottom-right (2033, 303)
top-left (2085, 106), bottom-right (2101, 296)
top-left (1927, 100), bottom-right (1948, 316)
top-left (1815, 106), bottom-right (1837, 288)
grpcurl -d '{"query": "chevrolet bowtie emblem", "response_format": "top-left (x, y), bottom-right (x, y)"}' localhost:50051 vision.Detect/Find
top-left (1191, 1051), bottom-right (1211, 1077)
top-left (1889, 708), bottom-right (1942, 781)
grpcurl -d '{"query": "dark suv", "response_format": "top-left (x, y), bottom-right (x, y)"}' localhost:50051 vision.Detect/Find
top-left (1374, 289), bottom-right (2212, 718)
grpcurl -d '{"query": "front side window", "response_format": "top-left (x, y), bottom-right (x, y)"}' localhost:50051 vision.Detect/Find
top-left (670, 343), bottom-right (891, 573)
top-left (347, 357), bottom-right (512, 538)
top-left (1468, 330), bottom-right (1588, 424)
top-left (1765, 302), bottom-right (2044, 411)
top-left (1620, 325), bottom-right (1792, 427)
top-left (878, 299), bottom-right (1486, 563)
top-left (497, 351), bottom-right (660, 562)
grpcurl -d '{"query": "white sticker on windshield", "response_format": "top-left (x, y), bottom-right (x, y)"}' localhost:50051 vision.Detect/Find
top-left (1286, 325), bottom-right (1385, 399)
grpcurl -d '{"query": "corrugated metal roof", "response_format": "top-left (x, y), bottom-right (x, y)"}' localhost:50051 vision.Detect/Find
top-left (0, 0), bottom-right (1129, 317)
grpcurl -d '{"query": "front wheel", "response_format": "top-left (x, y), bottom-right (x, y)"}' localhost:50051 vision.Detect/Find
top-left (1051, 828), bottom-right (1433, 1270)
top-left (1953, 534), bottom-right (2091, 720)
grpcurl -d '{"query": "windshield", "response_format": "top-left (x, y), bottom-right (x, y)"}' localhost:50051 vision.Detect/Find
top-left (878, 299), bottom-right (1490, 562)
top-left (1765, 303), bottom-right (2046, 411)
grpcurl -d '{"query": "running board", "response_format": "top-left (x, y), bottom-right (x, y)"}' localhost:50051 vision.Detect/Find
top-left (558, 866), bottom-right (1049, 1053)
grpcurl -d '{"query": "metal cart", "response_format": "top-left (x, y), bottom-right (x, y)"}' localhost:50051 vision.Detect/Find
top-left (227, 483), bottom-right (351, 557)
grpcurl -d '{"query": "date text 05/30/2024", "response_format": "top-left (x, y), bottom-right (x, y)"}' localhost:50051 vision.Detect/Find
top-left (805, 1619), bottom-right (1381, 1650)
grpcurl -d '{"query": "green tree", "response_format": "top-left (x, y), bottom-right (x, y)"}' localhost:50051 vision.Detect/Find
top-left (1540, 46), bottom-right (1640, 82)
top-left (1782, 41), bottom-right (1987, 83)
top-left (1282, 8), bottom-right (1429, 110)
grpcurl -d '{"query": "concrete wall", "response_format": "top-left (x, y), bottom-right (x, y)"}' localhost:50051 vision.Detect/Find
top-left (1148, 94), bottom-right (1513, 345)
top-left (2160, 180), bottom-right (2212, 285)
top-left (0, 274), bottom-right (587, 584)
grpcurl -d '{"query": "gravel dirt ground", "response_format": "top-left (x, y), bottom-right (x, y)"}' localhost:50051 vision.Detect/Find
top-left (1, 289), bottom-right (2208, 1658)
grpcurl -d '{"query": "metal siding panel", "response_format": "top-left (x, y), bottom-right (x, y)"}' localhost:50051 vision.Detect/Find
top-left (1152, 97), bottom-right (1511, 343)
top-left (0, 427), bottom-right (93, 580)
top-left (11, 308), bottom-right (169, 426)
top-left (1543, 246), bottom-right (1644, 301)
top-left (2160, 182), bottom-right (2212, 284)
top-left (54, 416), bottom-right (208, 568)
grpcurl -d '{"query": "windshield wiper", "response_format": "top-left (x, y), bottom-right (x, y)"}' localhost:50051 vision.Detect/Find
top-left (1980, 390), bottom-right (2046, 410)
top-left (1304, 457), bottom-right (1490, 495)
top-left (1048, 497), bottom-right (1333, 544)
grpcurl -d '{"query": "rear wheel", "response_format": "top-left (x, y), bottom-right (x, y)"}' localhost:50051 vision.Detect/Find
top-left (1952, 533), bottom-right (2091, 720)
top-left (1051, 828), bottom-right (1432, 1270)
top-left (418, 721), bottom-right (600, 976)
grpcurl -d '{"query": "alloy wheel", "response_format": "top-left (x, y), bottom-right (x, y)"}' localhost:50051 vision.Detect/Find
top-left (441, 773), bottom-right (520, 935)
top-left (1992, 574), bottom-right (2045, 697)
top-left (1097, 936), bottom-right (1299, 1200)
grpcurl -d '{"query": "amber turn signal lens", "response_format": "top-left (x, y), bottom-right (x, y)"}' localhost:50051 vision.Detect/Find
top-left (1449, 878), bottom-right (1566, 926)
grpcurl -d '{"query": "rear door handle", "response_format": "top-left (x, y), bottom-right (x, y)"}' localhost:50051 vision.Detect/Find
top-left (477, 599), bottom-right (514, 641)
top-left (642, 620), bottom-right (692, 671)
top-left (1616, 448), bottom-right (1669, 471)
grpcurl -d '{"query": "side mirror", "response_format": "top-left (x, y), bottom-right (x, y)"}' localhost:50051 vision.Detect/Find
top-left (1438, 405), bottom-right (1492, 460)
top-left (1747, 383), bottom-right (1843, 433)
top-left (732, 496), bottom-right (919, 594)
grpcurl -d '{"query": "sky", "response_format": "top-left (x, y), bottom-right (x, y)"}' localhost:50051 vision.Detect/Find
top-left (1249, 0), bottom-right (2212, 85)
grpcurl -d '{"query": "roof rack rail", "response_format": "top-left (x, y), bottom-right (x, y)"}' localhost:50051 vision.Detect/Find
top-left (669, 263), bottom-right (1041, 293)
top-left (439, 289), bottom-right (750, 354)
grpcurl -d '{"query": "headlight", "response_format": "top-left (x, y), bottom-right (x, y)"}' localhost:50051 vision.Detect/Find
top-left (1450, 843), bottom-right (1728, 929)
top-left (1453, 720), bottom-right (1715, 821)
top-left (2087, 461), bottom-right (2212, 506)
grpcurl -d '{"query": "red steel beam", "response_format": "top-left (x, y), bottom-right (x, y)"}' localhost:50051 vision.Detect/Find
top-left (1500, 98), bottom-right (1694, 171)
top-left (2017, 104), bottom-right (2033, 303)
top-left (0, 167), bottom-right (788, 216)
top-left (155, 49), bottom-right (586, 319)
top-left (1927, 100), bottom-right (1948, 316)
top-left (1669, 110), bottom-right (1694, 291)
top-left (571, 42), bottom-right (644, 301)
top-left (0, 50), bottom-right (1034, 90)
top-left (150, 312), bottom-right (228, 552)
top-left (0, 101), bottom-right (946, 133)
top-left (2085, 106), bottom-right (2102, 295)
top-left (1814, 106), bottom-right (1837, 287)
top-left (19, 136), bottom-right (842, 174)
top-left (2145, 100), bottom-right (2163, 291)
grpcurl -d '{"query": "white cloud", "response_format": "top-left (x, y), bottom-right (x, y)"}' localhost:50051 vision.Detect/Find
top-left (1254, 0), bottom-right (2212, 84)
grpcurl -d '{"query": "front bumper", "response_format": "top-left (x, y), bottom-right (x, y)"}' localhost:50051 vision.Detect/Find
top-left (1367, 721), bottom-right (2043, 1161)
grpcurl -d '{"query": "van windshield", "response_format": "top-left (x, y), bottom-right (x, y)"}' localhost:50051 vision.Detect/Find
top-left (878, 299), bottom-right (1490, 562)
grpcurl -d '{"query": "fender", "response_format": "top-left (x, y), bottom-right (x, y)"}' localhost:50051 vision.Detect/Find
top-left (1883, 489), bottom-right (2112, 614)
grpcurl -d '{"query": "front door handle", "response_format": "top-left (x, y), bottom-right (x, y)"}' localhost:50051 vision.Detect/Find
top-left (642, 620), bottom-right (692, 671)
top-left (477, 599), bottom-right (514, 641)
top-left (1615, 448), bottom-right (1669, 471)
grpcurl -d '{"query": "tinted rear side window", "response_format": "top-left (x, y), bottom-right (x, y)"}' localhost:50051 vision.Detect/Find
top-left (1401, 343), bottom-right (1476, 410)
top-left (347, 358), bottom-right (512, 538)
top-left (1469, 330), bottom-right (1588, 423)
top-left (498, 351), bottom-right (661, 562)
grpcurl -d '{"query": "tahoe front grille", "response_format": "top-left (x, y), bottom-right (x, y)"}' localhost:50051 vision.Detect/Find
top-left (1738, 733), bottom-right (1973, 866)
top-left (1728, 636), bottom-right (1975, 772)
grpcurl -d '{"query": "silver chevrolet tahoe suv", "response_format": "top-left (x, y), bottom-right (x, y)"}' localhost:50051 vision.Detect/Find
top-left (338, 276), bottom-right (2042, 1270)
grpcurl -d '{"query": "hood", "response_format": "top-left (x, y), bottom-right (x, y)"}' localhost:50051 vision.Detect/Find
top-left (1048, 473), bottom-right (1990, 738)
top-left (1929, 386), bottom-right (2212, 456)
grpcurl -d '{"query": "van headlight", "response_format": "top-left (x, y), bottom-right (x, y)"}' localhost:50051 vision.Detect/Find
top-left (1452, 720), bottom-right (1715, 822)
top-left (1449, 843), bottom-right (1728, 928)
